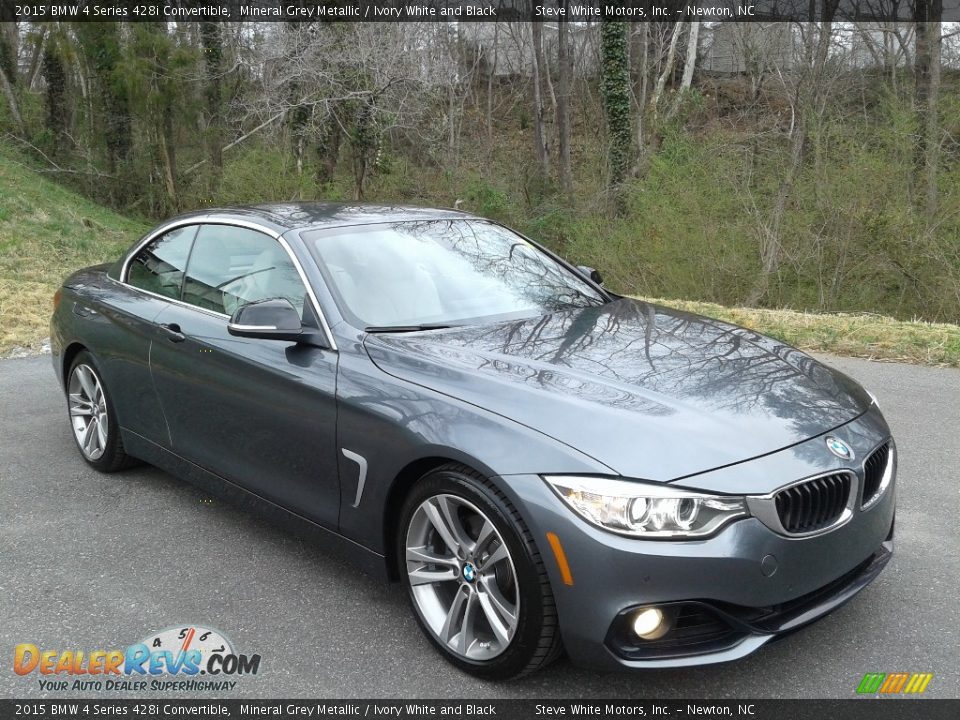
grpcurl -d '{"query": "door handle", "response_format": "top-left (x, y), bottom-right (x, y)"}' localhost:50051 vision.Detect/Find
top-left (159, 323), bottom-right (186, 343)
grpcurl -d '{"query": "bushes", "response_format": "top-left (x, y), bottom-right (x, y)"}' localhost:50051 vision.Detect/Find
top-left (4, 63), bottom-right (960, 326)
top-left (562, 102), bottom-right (960, 325)
top-left (350, 110), bottom-right (960, 325)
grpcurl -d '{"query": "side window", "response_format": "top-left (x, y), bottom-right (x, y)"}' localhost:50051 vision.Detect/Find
top-left (126, 225), bottom-right (197, 300)
top-left (182, 225), bottom-right (309, 317)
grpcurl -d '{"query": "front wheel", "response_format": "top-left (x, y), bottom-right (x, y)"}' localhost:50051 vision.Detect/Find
top-left (398, 464), bottom-right (562, 679)
top-left (66, 351), bottom-right (134, 472)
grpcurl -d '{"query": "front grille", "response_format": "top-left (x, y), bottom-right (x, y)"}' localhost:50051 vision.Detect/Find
top-left (774, 472), bottom-right (851, 534)
top-left (862, 443), bottom-right (890, 506)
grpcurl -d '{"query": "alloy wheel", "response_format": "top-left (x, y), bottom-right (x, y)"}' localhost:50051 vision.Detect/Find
top-left (68, 363), bottom-right (108, 461)
top-left (405, 493), bottom-right (520, 661)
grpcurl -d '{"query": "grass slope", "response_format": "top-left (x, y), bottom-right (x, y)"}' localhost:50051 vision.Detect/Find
top-left (643, 298), bottom-right (960, 369)
top-left (0, 149), bottom-right (150, 354)
top-left (0, 144), bottom-right (957, 367)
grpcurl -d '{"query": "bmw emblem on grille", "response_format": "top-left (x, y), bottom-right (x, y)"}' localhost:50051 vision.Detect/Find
top-left (462, 563), bottom-right (476, 582)
top-left (825, 436), bottom-right (854, 460)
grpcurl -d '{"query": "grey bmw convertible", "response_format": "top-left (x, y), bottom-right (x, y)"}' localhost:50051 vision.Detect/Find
top-left (51, 203), bottom-right (895, 679)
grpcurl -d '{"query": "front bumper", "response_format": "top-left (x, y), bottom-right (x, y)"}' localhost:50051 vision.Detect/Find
top-left (498, 411), bottom-right (896, 670)
top-left (603, 535), bottom-right (892, 666)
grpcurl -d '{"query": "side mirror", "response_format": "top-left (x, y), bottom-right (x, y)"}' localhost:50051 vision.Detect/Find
top-left (577, 265), bottom-right (603, 286)
top-left (228, 298), bottom-right (303, 342)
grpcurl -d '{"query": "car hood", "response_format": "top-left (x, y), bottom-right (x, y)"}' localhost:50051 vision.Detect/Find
top-left (363, 298), bottom-right (871, 481)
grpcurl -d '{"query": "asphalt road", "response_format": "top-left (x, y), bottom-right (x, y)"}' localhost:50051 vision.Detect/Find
top-left (1, 353), bottom-right (958, 700)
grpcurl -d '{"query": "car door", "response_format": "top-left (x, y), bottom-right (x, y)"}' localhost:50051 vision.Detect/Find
top-left (148, 222), bottom-right (340, 528)
top-left (102, 223), bottom-right (199, 445)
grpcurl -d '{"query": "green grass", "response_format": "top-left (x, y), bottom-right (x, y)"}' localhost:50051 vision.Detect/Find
top-left (643, 297), bottom-right (960, 368)
top-left (1, 143), bottom-right (957, 368)
top-left (0, 148), bottom-right (151, 354)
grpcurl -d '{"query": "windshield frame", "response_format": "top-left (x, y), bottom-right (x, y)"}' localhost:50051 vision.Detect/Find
top-left (300, 218), bottom-right (612, 333)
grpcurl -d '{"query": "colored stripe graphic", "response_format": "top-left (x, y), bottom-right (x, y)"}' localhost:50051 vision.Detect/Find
top-left (857, 672), bottom-right (932, 694)
top-left (880, 673), bottom-right (908, 693)
top-left (857, 673), bottom-right (885, 694)
top-left (905, 674), bottom-right (933, 694)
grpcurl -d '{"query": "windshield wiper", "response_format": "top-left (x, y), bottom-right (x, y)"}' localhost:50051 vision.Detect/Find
top-left (364, 324), bottom-right (457, 333)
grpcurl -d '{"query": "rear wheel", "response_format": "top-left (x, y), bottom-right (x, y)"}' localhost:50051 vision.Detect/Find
top-left (66, 351), bottom-right (134, 472)
top-left (398, 464), bottom-right (562, 679)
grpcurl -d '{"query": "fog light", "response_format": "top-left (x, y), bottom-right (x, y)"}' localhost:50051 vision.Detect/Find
top-left (632, 607), bottom-right (669, 640)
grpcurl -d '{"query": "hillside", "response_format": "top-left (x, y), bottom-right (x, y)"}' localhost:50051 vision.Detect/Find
top-left (0, 146), bottom-right (957, 366)
top-left (0, 149), bottom-right (151, 355)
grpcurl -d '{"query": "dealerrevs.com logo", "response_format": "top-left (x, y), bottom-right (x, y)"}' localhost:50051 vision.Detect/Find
top-left (13, 625), bottom-right (261, 693)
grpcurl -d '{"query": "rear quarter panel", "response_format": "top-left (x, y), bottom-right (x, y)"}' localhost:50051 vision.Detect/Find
top-left (53, 265), bottom-right (172, 445)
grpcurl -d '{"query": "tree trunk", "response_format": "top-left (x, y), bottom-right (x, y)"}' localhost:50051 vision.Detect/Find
top-left (353, 151), bottom-right (366, 201)
top-left (666, 20), bottom-right (701, 121)
top-left (448, 81), bottom-right (457, 161)
top-left (350, 100), bottom-right (376, 200)
top-left (158, 113), bottom-right (178, 207)
top-left (75, 22), bottom-right (131, 188)
top-left (556, 4), bottom-right (574, 197)
top-left (486, 23), bottom-right (498, 146)
top-left (530, 21), bottom-right (550, 177)
top-left (284, 24), bottom-right (312, 190)
top-left (631, 22), bottom-right (649, 150)
top-left (296, 135), bottom-right (305, 179)
top-left (651, 23), bottom-right (682, 119)
top-left (200, 21), bottom-right (224, 183)
top-left (747, 18), bottom-right (835, 305)
top-left (0, 12), bottom-right (16, 87)
top-left (752, 118), bottom-right (805, 304)
top-left (0, 62), bottom-right (25, 136)
top-left (41, 40), bottom-right (68, 154)
top-left (26, 28), bottom-right (45, 91)
top-left (315, 113), bottom-right (342, 187)
top-left (679, 21), bottom-right (700, 91)
top-left (914, 3), bottom-right (942, 218)
top-left (540, 29), bottom-right (557, 118)
top-left (924, 29), bottom-right (941, 218)
top-left (600, 21), bottom-right (632, 198)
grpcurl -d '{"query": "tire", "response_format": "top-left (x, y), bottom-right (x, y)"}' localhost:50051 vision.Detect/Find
top-left (65, 351), bottom-right (135, 473)
top-left (397, 463), bottom-right (562, 679)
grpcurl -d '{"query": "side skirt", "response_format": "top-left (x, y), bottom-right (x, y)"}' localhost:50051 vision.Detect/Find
top-left (121, 429), bottom-right (389, 581)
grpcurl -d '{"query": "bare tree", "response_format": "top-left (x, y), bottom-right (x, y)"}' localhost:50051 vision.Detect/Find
top-left (530, 20), bottom-right (550, 177)
top-left (0, 62), bottom-right (24, 137)
top-left (630, 22), bottom-right (650, 149)
top-left (0, 10), bottom-right (16, 83)
top-left (748, 16), bottom-right (840, 305)
top-left (627, 20), bottom-right (702, 172)
top-left (247, 23), bottom-right (453, 199)
top-left (851, 21), bottom-right (913, 90)
top-left (914, 5), bottom-right (943, 218)
top-left (555, 5), bottom-right (574, 196)
top-left (650, 23), bottom-right (682, 118)
top-left (200, 20), bottom-right (224, 182)
top-left (0, 12), bottom-right (24, 136)
top-left (485, 23), bottom-right (499, 145)
top-left (681, 23), bottom-right (700, 91)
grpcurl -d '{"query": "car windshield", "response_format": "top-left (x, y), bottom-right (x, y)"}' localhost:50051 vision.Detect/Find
top-left (303, 220), bottom-right (607, 329)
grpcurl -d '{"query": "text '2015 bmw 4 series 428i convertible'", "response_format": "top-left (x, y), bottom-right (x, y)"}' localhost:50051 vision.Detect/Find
top-left (51, 203), bottom-right (896, 679)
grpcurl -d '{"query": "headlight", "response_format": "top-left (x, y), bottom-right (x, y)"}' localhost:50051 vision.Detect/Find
top-left (543, 475), bottom-right (748, 539)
